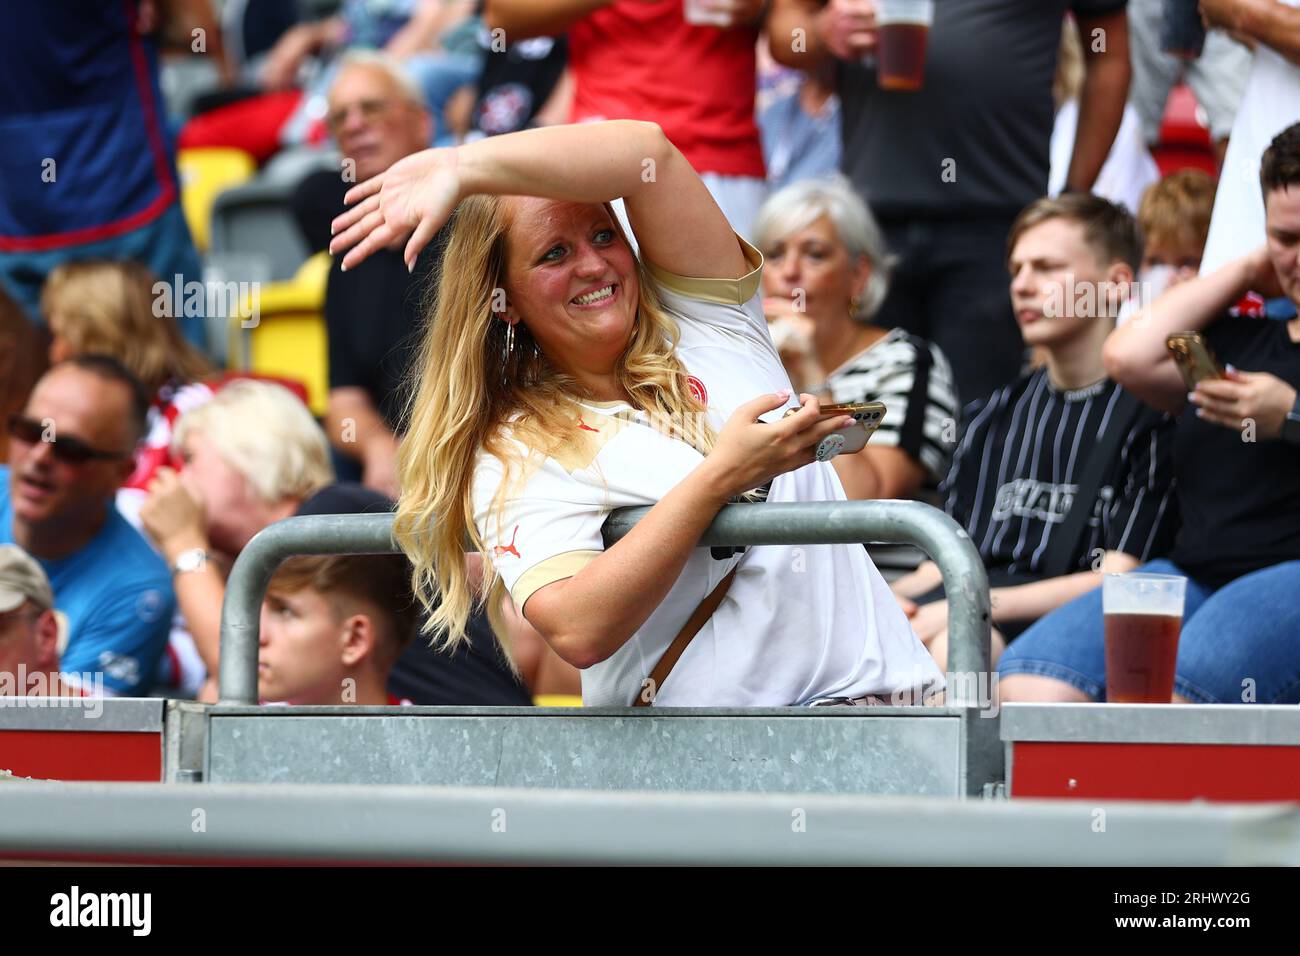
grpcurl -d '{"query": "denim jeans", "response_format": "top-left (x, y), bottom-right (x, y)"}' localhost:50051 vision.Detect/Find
top-left (999, 558), bottom-right (1300, 703)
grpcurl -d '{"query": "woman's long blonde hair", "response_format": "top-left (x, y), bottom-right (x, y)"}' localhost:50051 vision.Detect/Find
top-left (394, 195), bottom-right (717, 658)
top-left (41, 260), bottom-right (212, 396)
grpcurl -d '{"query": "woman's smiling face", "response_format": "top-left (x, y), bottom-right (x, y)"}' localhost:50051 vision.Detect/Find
top-left (501, 198), bottom-right (640, 380)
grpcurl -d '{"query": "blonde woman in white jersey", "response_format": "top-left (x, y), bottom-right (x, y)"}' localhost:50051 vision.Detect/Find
top-left (329, 120), bottom-right (941, 707)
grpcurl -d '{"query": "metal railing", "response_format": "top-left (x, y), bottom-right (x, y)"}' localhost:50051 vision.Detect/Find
top-left (5, 782), bottom-right (1296, 865)
top-left (218, 501), bottom-right (991, 706)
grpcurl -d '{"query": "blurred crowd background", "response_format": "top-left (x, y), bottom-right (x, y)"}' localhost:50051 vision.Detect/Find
top-left (1, 0), bottom-right (1298, 709)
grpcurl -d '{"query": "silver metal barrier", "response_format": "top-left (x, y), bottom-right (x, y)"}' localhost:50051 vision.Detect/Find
top-left (219, 501), bottom-right (990, 706)
top-left (4, 782), bottom-right (1297, 865)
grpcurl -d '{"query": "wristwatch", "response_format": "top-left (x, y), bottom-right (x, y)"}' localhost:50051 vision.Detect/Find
top-left (171, 548), bottom-right (209, 577)
top-left (1283, 395), bottom-right (1300, 446)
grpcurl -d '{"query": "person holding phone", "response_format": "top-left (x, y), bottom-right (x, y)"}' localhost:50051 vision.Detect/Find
top-left (328, 120), bottom-right (942, 707)
top-left (892, 193), bottom-right (1179, 673)
top-left (1000, 123), bottom-right (1300, 705)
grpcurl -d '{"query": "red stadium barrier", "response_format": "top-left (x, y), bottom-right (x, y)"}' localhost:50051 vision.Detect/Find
top-left (1003, 703), bottom-right (1300, 803)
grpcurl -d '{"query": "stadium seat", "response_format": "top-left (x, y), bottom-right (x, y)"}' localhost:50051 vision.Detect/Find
top-left (261, 144), bottom-right (341, 187)
top-left (1152, 83), bottom-right (1217, 177)
top-left (229, 252), bottom-right (331, 416)
top-left (533, 695), bottom-right (584, 708)
top-left (176, 147), bottom-right (257, 252)
top-left (210, 175), bottom-right (316, 282)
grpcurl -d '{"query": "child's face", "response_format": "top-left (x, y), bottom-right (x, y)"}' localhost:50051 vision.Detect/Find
top-left (1140, 240), bottom-right (1201, 288)
top-left (1008, 218), bottom-right (1122, 348)
top-left (258, 587), bottom-right (349, 705)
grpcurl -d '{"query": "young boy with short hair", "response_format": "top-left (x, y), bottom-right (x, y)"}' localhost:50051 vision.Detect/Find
top-left (892, 193), bottom-right (1180, 671)
top-left (258, 553), bottom-right (419, 705)
top-left (1136, 169), bottom-right (1218, 289)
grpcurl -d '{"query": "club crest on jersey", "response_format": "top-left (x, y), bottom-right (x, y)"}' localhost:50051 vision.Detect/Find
top-left (687, 375), bottom-right (708, 405)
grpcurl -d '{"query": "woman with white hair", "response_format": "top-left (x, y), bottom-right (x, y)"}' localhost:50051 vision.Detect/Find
top-left (756, 175), bottom-right (959, 502)
top-left (139, 380), bottom-right (335, 701)
top-left (329, 120), bottom-right (941, 707)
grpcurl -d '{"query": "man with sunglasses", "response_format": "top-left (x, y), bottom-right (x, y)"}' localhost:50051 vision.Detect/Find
top-left (0, 356), bottom-right (174, 696)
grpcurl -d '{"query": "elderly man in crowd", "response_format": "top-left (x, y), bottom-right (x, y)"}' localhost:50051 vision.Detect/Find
top-left (292, 51), bottom-right (442, 498)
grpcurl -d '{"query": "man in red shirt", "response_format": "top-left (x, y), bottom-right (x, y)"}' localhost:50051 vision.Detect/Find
top-left (485, 0), bottom-right (769, 237)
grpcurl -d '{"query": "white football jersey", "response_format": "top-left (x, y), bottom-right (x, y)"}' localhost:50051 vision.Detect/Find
top-left (473, 236), bottom-right (943, 706)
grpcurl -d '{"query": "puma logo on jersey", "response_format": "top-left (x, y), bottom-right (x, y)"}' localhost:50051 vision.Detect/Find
top-left (493, 525), bottom-right (521, 559)
top-left (577, 417), bottom-right (599, 433)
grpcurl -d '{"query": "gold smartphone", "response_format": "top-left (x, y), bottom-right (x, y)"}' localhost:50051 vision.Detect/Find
top-left (783, 401), bottom-right (887, 454)
top-left (1166, 332), bottom-right (1225, 390)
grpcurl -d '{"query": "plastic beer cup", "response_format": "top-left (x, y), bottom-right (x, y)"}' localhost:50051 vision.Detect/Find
top-left (876, 0), bottom-right (934, 91)
top-left (1103, 572), bottom-right (1186, 703)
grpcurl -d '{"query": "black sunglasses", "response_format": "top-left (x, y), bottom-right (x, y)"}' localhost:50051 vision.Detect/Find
top-left (6, 414), bottom-right (132, 465)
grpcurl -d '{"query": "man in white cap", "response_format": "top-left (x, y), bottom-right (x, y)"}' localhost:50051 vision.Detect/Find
top-left (0, 544), bottom-right (81, 698)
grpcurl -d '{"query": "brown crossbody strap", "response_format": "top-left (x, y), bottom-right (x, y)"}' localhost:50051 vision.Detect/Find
top-left (632, 567), bottom-right (738, 707)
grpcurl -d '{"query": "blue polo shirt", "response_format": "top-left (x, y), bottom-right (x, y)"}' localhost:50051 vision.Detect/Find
top-left (0, 467), bottom-right (174, 695)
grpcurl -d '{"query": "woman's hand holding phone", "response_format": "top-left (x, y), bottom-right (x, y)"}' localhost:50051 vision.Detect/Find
top-left (1188, 368), bottom-right (1298, 438)
top-left (700, 391), bottom-right (856, 499)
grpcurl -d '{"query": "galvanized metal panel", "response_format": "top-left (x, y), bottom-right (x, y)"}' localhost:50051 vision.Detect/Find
top-left (164, 701), bottom-right (210, 783)
top-left (1001, 703), bottom-right (1300, 745)
top-left (207, 710), bottom-right (964, 795)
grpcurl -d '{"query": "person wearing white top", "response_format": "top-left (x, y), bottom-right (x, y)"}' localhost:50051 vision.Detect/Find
top-left (327, 119), bottom-right (942, 707)
top-left (1049, 16), bottom-right (1160, 215)
top-left (1198, 0), bottom-right (1300, 275)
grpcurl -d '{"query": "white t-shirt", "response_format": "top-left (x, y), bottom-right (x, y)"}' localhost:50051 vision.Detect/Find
top-left (472, 236), bottom-right (942, 707)
top-left (1200, 5), bottom-right (1300, 276)
top-left (1049, 99), bottom-right (1160, 215)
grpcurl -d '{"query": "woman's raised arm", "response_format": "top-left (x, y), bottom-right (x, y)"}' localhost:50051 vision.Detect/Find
top-left (328, 120), bottom-right (746, 280)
